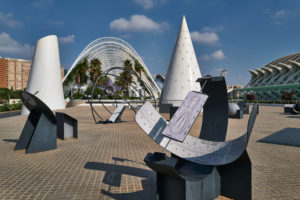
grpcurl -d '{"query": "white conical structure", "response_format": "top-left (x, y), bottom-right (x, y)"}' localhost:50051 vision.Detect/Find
top-left (160, 15), bottom-right (202, 108)
top-left (21, 35), bottom-right (65, 115)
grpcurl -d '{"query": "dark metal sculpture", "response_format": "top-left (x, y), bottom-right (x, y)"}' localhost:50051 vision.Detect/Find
top-left (89, 66), bottom-right (157, 124)
top-left (136, 76), bottom-right (258, 200)
top-left (56, 112), bottom-right (78, 140)
top-left (284, 103), bottom-right (300, 115)
top-left (238, 100), bottom-right (249, 114)
top-left (294, 103), bottom-right (300, 113)
top-left (15, 91), bottom-right (57, 153)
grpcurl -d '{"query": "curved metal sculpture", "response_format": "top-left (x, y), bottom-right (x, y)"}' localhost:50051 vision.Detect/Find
top-left (63, 37), bottom-right (160, 98)
top-left (137, 76), bottom-right (257, 199)
top-left (135, 76), bottom-right (257, 166)
top-left (89, 67), bottom-right (157, 124)
top-left (136, 101), bottom-right (257, 166)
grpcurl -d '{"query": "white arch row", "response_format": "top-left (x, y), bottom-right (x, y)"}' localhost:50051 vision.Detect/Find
top-left (63, 37), bottom-right (161, 97)
top-left (247, 59), bottom-right (300, 87)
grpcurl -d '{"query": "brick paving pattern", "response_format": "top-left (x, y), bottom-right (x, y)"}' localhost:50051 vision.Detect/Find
top-left (0, 105), bottom-right (299, 199)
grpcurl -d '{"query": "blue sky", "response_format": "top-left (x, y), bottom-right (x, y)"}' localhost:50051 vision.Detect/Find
top-left (1, 0), bottom-right (300, 86)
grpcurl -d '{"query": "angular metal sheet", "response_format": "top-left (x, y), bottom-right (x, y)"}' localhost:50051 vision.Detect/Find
top-left (162, 92), bottom-right (208, 142)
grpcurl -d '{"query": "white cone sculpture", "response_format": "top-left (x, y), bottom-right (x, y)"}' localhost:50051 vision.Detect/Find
top-left (160, 15), bottom-right (202, 109)
top-left (21, 35), bottom-right (65, 115)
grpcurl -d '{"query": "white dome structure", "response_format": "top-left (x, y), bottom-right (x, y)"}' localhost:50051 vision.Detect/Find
top-left (160, 15), bottom-right (202, 110)
top-left (21, 35), bottom-right (65, 115)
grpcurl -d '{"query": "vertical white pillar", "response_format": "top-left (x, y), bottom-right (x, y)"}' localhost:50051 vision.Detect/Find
top-left (21, 35), bottom-right (65, 115)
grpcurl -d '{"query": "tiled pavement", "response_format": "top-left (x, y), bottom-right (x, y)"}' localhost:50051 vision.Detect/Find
top-left (0, 105), bottom-right (299, 199)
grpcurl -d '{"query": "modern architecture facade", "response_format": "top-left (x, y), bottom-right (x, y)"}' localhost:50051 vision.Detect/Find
top-left (63, 37), bottom-right (161, 98)
top-left (240, 53), bottom-right (300, 100)
top-left (160, 15), bottom-right (202, 111)
top-left (0, 57), bottom-right (31, 90)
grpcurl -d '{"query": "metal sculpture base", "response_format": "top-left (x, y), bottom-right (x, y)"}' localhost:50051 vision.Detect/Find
top-left (170, 106), bottom-right (178, 119)
top-left (217, 151), bottom-right (252, 200)
top-left (238, 101), bottom-right (249, 114)
top-left (56, 112), bottom-right (78, 140)
top-left (284, 104), bottom-right (299, 114)
top-left (15, 112), bottom-right (57, 153)
top-left (144, 152), bottom-right (220, 200)
top-left (229, 109), bottom-right (243, 119)
top-left (284, 104), bottom-right (294, 113)
top-left (159, 103), bottom-right (172, 113)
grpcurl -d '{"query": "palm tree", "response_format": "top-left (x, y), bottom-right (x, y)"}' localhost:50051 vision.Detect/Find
top-left (89, 58), bottom-right (102, 83)
top-left (77, 57), bottom-right (89, 85)
top-left (134, 59), bottom-right (143, 79)
top-left (118, 59), bottom-right (134, 97)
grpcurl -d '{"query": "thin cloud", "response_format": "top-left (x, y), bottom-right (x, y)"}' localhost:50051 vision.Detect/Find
top-left (33, 0), bottom-right (54, 7)
top-left (274, 9), bottom-right (287, 19)
top-left (0, 32), bottom-right (33, 57)
top-left (133, 0), bottom-right (167, 9)
top-left (211, 50), bottom-right (225, 60)
top-left (134, 0), bottom-right (154, 9)
top-left (202, 26), bottom-right (224, 32)
top-left (191, 31), bottom-right (219, 45)
top-left (110, 15), bottom-right (169, 32)
top-left (0, 12), bottom-right (22, 28)
top-left (266, 9), bottom-right (289, 25)
top-left (199, 50), bottom-right (225, 61)
top-left (58, 35), bottom-right (75, 44)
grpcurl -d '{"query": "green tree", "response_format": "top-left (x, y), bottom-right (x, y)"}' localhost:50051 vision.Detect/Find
top-left (90, 58), bottom-right (102, 83)
top-left (115, 59), bottom-right (134, 98)
top-left (64, 57), bottom-right (89, 87)
top-left (77, 57), bottom-right (89, 84)
top-left (134, 59), bottom-right (143, 79)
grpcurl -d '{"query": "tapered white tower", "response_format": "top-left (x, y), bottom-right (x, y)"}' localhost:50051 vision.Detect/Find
top-left (160, 15), bottom-right (201, 111)
top-left (21, 35), bottom-right (65, 115)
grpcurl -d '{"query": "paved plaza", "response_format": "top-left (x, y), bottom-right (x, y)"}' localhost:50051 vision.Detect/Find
top-left (0, 105), bottom-right (299, 200)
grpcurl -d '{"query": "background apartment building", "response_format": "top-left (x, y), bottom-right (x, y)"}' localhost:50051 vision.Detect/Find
top-left (0, 57), bottom-right (65, 91)
top-left (0, 57), bottom-right (31, 90)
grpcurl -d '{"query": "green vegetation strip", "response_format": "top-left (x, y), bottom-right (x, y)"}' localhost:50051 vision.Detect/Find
top-left (234, 83), bottom-right (300, 92)
top-left (0, 103), bottom-right (22, 112)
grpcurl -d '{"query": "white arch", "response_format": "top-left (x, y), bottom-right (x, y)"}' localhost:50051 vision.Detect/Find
top-left (63, 37), bottom-right (160, 97)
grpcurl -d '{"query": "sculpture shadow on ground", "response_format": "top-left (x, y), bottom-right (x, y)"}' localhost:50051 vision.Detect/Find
top-left (287, 115), bottom-right (300, 119)
top-left (257, 128), bottom-right (300, 147)
top-left (84, 160), bottom-right (156, 199)
top-left (3, 139), bottom-right (18, 143)
top-left (0, 111), bottom-right (21, 119)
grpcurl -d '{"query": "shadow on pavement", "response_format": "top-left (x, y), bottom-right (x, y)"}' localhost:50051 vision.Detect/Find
top-left (257, 127), bottom-right (300, 147)
top-left (0, 111), bottom-right (21, 119)
top-left (84, 159), bottom-right (156, 199)
top-left (3, 139), bottom-right (18, 143)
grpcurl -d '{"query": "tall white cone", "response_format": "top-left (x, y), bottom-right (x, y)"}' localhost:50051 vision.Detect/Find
top-left (21, 35), bottom-right (65, 115)
top-left (160, 15), bottom-right (202, 108)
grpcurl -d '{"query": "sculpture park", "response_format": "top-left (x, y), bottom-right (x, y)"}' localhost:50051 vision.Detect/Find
top-left (0, 1), bottom-right (300, 200)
